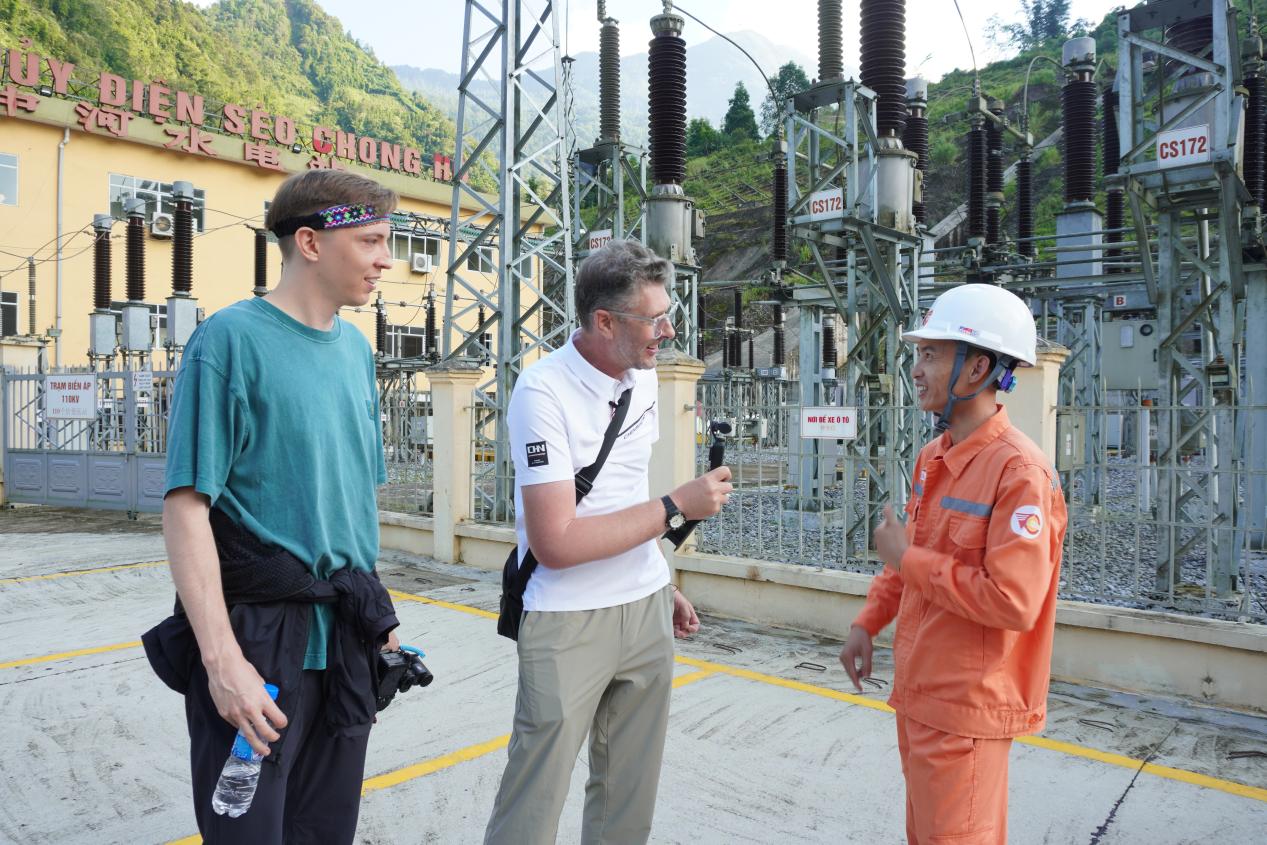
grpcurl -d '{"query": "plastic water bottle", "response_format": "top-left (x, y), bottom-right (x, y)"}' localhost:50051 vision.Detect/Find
top-left (211, 683), bottom-right (278, 818)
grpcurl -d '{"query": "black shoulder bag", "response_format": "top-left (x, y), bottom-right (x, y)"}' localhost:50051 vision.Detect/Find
top-left (497, 386), bottom-right (633, 641)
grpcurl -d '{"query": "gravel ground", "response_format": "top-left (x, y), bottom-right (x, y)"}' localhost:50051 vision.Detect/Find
top-left (376, 440), bottom-right (1266, 621)
top-left (694, 447), bottom-right (1267, 623)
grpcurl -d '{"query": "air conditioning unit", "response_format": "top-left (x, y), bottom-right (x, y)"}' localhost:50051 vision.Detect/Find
top-left (411, 253), bottom-right (434, 274)
top-left (151, 213), bottom-right (175, 238)
top-left (150, 213), bottom-right (199, 238)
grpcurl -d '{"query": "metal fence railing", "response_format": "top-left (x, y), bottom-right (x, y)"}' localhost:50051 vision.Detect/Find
top-left (3, 367), bottom-right (176, 454)
top-left (693, 380), bottom-right (1267, 623)
top-left (376, 372), bottom-right (433, 515)
top-left (694, 376), bottom-right (925, 574)
top-left (2, 366), bottom-right (176, 513)
top-left (1056, 401), bottom-right (1266, 622)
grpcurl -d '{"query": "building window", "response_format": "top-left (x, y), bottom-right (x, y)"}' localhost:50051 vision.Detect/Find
top-left (391, 231), bottom-right (441, 263)
top-left (466, 245), bottom-right (494, 273)
top-left (388, 324), bottom-right (427, 358)
top-left (0, 153), bottom-right (16, 206)
top-left (109, 174), bottom-right (206, 230)
top-left (1, 291), bottom-right (16, 336)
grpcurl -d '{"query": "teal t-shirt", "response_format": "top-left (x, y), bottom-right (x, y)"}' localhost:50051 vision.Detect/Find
top-left (164, 297), bottom-right (387, 669)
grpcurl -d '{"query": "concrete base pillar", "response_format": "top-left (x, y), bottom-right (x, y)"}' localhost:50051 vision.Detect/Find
top-left (651, 349), bottom-right (706, 567)
top-left (1000, 341), bottom-right (1070, 467)
top-left (425, 363), bottom-right (483, 563)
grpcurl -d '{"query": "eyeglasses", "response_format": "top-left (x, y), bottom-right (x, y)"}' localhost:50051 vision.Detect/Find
top-left (606, 310), bottom-right (674, 337)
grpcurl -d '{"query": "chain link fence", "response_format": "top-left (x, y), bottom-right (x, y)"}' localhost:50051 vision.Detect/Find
top-left (693, 378), bottom-right (1266, 623)
top-left (1057, 401), bottom-right (1266, 622)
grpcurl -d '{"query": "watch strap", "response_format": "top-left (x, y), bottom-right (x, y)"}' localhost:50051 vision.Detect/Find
top-left (660, 494), bottom-right (682, 527)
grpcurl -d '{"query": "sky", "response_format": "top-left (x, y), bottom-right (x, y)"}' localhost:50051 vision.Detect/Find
top-left (190, 0), bottom-right (1125, 81)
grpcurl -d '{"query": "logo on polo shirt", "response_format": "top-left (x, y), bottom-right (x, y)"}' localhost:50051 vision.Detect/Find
top-left (1011, 505), bottom-right (1043, 539)
top-left (526, 441), bottom-right (549, 467)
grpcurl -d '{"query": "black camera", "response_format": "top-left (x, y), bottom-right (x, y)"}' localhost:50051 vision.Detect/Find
top-left (375, 645), bottom-right (434, 712)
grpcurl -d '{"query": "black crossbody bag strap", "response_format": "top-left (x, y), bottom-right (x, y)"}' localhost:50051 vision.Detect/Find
top-left (511, 386), bottom-right (634, 593)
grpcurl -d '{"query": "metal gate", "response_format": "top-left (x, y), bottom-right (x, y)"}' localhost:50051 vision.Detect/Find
top-left (1, 369), bottom-right (174, 515)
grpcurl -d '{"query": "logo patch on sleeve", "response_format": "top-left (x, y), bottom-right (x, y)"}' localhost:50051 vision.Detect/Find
top-left (526, 441), bottom-right (549, 467)
top-left (1011, 505), bottom-right (1043, 539)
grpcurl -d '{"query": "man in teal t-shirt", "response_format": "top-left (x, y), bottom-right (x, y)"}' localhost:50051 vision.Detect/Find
top-left (162, 170), bottom-right (395, 843)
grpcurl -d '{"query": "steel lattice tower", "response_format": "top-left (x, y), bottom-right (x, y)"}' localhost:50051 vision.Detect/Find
top-left (445, 0), bottom-right (574, 522)
top-left (1116, 0), bottom-right (1264, 601)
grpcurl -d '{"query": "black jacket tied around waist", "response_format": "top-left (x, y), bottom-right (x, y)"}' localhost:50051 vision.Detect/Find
top-left (142, 508), bottom-right (399, 740)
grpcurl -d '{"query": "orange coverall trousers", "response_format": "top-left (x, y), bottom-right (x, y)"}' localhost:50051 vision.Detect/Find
top-left (896, 714), bottom-right (1012, 844)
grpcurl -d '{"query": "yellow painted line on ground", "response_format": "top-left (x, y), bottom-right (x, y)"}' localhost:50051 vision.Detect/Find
top-left (167, 733), bottom-right (516, 843)
top-left (396, 593), bottom-right (1267, 805)
top-left (672, 668), bottom-right (714, 688)
top-left (0, 559), bottom-right (168, 585)
top-left (1018, 734), bottom-right (1267, 803)
top-left (388, 587), bottom-right (499, 619)
top-left (362, 733), bottom-right (510, 795)
top-left (166, 669), bottom-right (718, 843)
top-left (675, 654), bottom-right (896, 714)
top-left (16, 585), bottom-right (1261, 811)
top-left (0, 640), bottom-right (141, 670)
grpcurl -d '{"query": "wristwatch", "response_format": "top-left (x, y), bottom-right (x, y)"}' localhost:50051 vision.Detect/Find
top-left (661, 495), bottom-right (687, 530)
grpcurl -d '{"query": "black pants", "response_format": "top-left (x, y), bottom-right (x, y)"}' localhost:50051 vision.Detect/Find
top-left (186, 667), bottom-right (371, 844)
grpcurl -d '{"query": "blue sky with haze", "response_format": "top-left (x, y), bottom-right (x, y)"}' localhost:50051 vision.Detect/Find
top-left (188, 1), bottom-right (1123, 82)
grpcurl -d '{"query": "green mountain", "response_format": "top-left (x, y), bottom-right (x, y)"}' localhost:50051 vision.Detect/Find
top-left (0, 0), bottom-right (455, 163)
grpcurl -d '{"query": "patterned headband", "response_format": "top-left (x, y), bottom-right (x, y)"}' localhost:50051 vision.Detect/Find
top-left (270, 204), bottom-right (388, 238)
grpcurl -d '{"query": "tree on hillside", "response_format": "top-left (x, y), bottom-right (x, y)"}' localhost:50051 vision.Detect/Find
top-left (759, 62), bottom-right (810, 137)
top-left (723, 82), bottom-right (759, 143)
top-left (988, 0), bottom-right (1089, 52)
top-left (687, 117), bottom-right (724, 157)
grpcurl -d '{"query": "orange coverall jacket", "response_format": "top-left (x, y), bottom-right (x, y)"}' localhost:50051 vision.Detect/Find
top-left (854, 406), bottom-right (1068, 740)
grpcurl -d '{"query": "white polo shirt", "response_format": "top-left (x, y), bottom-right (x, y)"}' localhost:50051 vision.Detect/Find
top-left (508, 330), bottom-right (667, 611)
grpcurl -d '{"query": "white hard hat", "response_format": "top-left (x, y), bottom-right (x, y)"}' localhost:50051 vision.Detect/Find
top-left (901, 283), bottom-right (1037, 367)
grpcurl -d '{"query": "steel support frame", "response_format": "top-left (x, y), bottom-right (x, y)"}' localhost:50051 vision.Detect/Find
top-left (1056, 297), bottom-right (1104, 505)
top-left (1117, 0), bottom-right (1246, 598)
top-left (783, 81), bottom-right (923, 547)
top-left (572, 142), bottom-right (648, 255)
top-left (665, 265), bottom-right (699, 357)
top-left (446, 0), bottom-right (574, 522)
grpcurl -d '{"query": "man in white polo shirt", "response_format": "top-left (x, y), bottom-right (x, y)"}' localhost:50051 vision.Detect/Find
top-left (484, 240), bottom-right (733, 844)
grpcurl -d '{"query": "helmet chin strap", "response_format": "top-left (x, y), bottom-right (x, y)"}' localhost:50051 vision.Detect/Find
top-left (934, 342), bottom-right (1012, 433)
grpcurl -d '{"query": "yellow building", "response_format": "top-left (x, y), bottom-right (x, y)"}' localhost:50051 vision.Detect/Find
top-left (0, 44), bottom-right (501, 371)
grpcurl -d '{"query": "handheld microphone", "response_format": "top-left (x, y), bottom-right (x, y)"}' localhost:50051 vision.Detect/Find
top-left (664, 421), bottom-right (732, 548)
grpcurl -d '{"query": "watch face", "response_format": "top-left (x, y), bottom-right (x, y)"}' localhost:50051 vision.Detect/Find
top-left (669, 513), bottom-right (686, 529)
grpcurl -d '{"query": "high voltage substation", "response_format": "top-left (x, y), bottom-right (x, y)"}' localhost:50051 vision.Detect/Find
top-left (427, 0), bottom-right (1264, 620)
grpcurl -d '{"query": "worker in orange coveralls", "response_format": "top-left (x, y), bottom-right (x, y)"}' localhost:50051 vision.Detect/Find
top-left (839, 283), bottom-right (1068, 844)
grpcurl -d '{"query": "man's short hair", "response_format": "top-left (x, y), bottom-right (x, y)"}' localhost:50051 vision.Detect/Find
top-left (576, 240), bottom-right (673, 328)
top-left (265, 170), bottom-right (399, 258)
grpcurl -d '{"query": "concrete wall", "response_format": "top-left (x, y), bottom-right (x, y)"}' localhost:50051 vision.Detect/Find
top-left (377, 516), bottom-right (1267, 714)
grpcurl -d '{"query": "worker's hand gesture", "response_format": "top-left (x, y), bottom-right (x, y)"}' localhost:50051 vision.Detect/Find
top-left (874, 504), bottom-right (909, 572)
top-left (838, 625), bottom-right (873, 693)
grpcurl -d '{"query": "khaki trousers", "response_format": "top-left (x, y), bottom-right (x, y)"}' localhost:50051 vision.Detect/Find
top-left (484, 586), bottom-right (675, 845)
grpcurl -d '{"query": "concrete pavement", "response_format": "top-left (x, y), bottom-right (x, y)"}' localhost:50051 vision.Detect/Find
top-left (1, 506), bottom-right (1265, 844)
